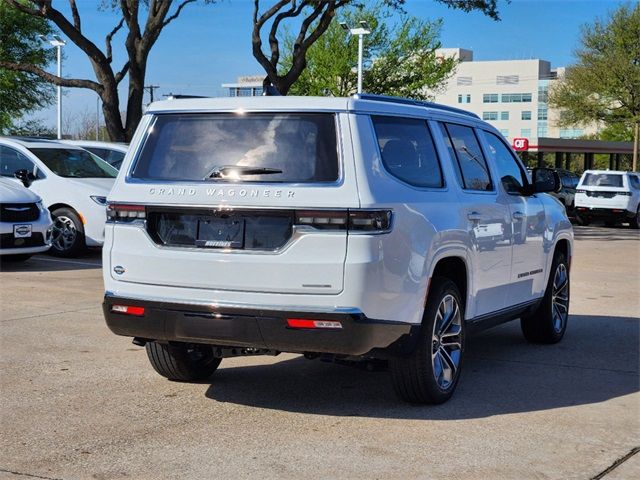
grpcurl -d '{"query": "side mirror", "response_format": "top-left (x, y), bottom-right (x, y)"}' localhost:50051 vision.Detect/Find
top-left (530, 167), bottom-right (561, 194)
top-left (14, 169), bottom-right (36, 188)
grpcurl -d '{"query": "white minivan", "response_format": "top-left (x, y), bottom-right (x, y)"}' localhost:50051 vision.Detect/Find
top-left (102, 94), bottom-right (573, 404)
top-left (575, 170), bottom-right (640, 228)
top-left (0, 138), bottom-right (117, 256)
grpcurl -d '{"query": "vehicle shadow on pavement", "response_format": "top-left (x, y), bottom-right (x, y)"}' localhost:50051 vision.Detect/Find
top-left (0, 251), bottom-right (102, 272)
top-left (573, 225), bottom-right (640, 241)
top-left (204, 314), bottom-right (639, 419)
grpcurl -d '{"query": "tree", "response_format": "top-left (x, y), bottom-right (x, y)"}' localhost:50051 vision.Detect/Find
top-left (549, 3), bottom-right (640, 170)
top-left (0, 1), bottom-right (55, 132)
top-left (284, 5), bottom-right (457, 99)
top-left (252, 0), bottom-right (504, 95)
top-left (0, 0), bottom-right (212, 142)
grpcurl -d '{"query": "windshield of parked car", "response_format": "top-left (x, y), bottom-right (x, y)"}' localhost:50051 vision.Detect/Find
top-left (131, 113), bottom-right (339, 183)
top-left (28, 148), bottom-right (117, 178)
top-left (581, 173), bottom-right (623, 188)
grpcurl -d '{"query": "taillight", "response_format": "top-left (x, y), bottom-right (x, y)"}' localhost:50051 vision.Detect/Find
top-left (107, 203), bottom-right (146, 222)
top-left (294, 209), bottom-right (392, 233)
top-left (111, 305), bottom-right (145, 316)
top-left (286, 318), bottom-right (342, 329)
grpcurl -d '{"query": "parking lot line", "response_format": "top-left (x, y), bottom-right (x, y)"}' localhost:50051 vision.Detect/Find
top-left (31, 256), bottom-right (102, 267)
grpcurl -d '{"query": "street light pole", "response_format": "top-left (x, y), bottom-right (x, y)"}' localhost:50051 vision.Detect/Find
top-left (39, 35), bottom-right (66, 139)
top-left (340, 21), bottom-right (371, 94)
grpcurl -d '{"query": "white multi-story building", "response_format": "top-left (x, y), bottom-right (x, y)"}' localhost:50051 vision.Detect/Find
top-left (432, 48), bottom-right (598, 145)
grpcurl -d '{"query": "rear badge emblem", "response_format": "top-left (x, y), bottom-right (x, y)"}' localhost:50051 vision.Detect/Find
top-left (113, 265), bottom-right (125, 275)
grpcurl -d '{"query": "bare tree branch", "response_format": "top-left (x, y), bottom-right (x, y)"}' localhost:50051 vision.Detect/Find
top-left (105, 18), bottom-right (125, 63)
top-left (69, 0), bottom-right (81, 31)
top-left (163, 0), bottom-right (198, 27)
top-left (268, 0), bottom-right (306, 66)
top-left (114, 62), bottom-right (130, 84)
top-left (0, 61), bottom-right (101, 91)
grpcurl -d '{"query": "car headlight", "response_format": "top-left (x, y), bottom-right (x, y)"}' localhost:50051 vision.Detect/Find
top-left (90, 195), bottom-right (108, 206)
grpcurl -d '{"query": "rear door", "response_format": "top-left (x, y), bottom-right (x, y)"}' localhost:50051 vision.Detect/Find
top-left (108, 111), bottom-right (358, 295)
top-left (479, 130), bottom-right (547, 305)
top-left (438, 122), bottom-right (512, 317)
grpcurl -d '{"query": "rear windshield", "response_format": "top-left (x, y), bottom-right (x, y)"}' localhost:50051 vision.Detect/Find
top-left (131, 113), bottom-right (339, 183)
top-left (581, 173), bottom-right (623, 187)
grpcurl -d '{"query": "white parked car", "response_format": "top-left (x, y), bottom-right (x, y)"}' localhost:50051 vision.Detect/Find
top-left (103, 94), bottom-right (573, 404)
top-left (60, 140), bottom-right (128, 170)
top-left (575, 170), bottom-right (640, 228)
top-left (0, 177), bottom-right (53, 261)
top-left (0, 138), bottom-right (117, 256)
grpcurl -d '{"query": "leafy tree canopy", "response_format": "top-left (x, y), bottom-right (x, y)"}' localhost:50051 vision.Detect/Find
top-left (0, 1), bottom-right (55, 132)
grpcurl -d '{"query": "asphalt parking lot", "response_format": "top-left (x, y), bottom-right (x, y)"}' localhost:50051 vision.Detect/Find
top-left (1, 225), bottom-right (638, 480)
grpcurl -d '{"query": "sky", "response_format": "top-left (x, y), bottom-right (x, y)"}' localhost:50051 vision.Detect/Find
top-left (31, 0), bottom-right (624, 128)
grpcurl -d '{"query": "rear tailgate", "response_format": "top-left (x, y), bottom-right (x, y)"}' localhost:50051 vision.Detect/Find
top-left (108, 111), bottom-right (359, 295)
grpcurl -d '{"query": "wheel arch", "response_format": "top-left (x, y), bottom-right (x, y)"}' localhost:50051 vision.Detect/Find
top-left (428, 252), bottom-right (470, 319)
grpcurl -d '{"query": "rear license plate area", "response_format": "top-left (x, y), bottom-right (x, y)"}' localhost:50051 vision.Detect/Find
top-left (196, 216), bottom-right (245, 249)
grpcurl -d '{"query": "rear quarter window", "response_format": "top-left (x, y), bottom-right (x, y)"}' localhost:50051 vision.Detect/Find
top-left (131, 113), bottom-right (339, 183)
top-left (371, 116), bottom-right (444, 188)
top-left (581, 173), bottom-right (623, 187)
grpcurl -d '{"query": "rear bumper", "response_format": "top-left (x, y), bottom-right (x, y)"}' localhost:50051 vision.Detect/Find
top-left (103, 294), bottom-right (414, 356)
top-left (575, 207), bottom-right (635, 220)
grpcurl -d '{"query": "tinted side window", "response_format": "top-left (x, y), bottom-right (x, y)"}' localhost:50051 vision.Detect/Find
top-left (482, 131), bottom-right (526, 194)
top-left (440, 123), bottom-right (493, 191)
top-left (0, 146), bottom-right (38, 178)
top-left (629, 175), bottom-right (640, 190)
top-left (372, 116), bottom-right (443, 188)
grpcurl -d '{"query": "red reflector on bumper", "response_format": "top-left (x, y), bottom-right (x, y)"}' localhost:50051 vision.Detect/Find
top-left (111, 305), bottom-right (145, 316)
top-left (286, 318), bottom-right (342, 329)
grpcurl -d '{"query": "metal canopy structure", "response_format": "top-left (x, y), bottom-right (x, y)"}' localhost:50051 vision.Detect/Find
top-left (520, 137), bottom-right (635, 171)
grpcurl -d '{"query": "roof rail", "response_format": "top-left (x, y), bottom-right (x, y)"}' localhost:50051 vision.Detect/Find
top-left (351, 93), bottom-right (480, 119)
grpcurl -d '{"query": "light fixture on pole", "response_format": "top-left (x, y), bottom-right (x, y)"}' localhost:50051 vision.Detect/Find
top-left (39, 34), bottom-right (66, 140)
top-left (340, 20), bottom-right (371, 94)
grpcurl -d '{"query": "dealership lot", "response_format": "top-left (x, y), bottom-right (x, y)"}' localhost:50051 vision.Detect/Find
top-left (0, 225), bottom-right (638, 480)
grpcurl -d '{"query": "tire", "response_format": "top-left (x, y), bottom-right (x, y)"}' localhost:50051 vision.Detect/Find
top-left (0, 254), bottom-right (32, 263)
top-left (521, 251), bottom-right (570, 344)
top-left (575, 214), bottom-right (590, 226)
top-left (50, 207), bottom-right (85, 257)
top-left (631, 207), bottom-right (640, 229)
top-left (390, 277), bottom-right (465, 404)
top-left (145, 342), bottom-right (221, 382)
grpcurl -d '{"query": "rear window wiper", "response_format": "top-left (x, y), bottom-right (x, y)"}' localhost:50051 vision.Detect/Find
top-left (204, 165), bottom-right (283, 180)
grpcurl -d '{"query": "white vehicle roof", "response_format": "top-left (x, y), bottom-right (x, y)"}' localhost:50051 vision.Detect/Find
top-left (580, 170), bottom-right (635, 175)
top-left (60, 140), bottom-right (128, 152)
top-left (0, 137), bottom-right (87, 150)
top-left (0, 176), bottom-right (41, 204)
top-left (145, 94), bottom-right (484, 125)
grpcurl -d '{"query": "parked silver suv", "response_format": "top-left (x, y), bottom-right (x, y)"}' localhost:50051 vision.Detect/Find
top-left (103, 95), bottom-right (573, 404)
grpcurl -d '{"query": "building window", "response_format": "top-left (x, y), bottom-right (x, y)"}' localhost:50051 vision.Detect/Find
top-left (500, 129), bottom-right (509, 137)
top-left (538, 84), bottom-right (549, 103)
top-left (559, 129), bottom-right (584, 139)
top-left (457, 76), bottom-right (472, 86)
top-left (537, 122), bottom-right (548, 137)
top-left (500, 111), bottom-right (509, 120)
top-left (521, 128), bottom-right (531, 138)
top-left (501, 93), bottom-right (532, 103)
top-left (497, 75), bottom-right (519, 85)
top-left (537, 106), bottom-right (548, 120)
top-left (457, 94), bottom-right (471, 104)
top-left (521, 111), bottom-right (532, 120)
top-left (483, 111), bottom-right (499, 121)
top-left (483, 93), bottom-right (499, 103)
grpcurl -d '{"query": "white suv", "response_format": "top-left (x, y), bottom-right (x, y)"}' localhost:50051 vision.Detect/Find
top-left (103, 95), bottom-right (573, 404)
top-left (574, 170), bottom-right (640, 228)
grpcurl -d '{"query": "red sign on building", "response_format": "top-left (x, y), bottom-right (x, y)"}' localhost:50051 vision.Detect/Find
top-left (512, 138), bottom-right (529, 151)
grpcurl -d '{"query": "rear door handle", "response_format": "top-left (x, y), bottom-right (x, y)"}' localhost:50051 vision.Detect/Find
top-left (512, 211), bottom-right (525, 220)
top-left (467, 212), bottom-right (482, 221)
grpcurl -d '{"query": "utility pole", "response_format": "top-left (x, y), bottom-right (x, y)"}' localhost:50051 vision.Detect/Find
top-left (633, 122), bottom-right (638, 172)
top-left (144, 85), bottom-right (160, 105)
top-left (39, 35), bottom-right (66, 139)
